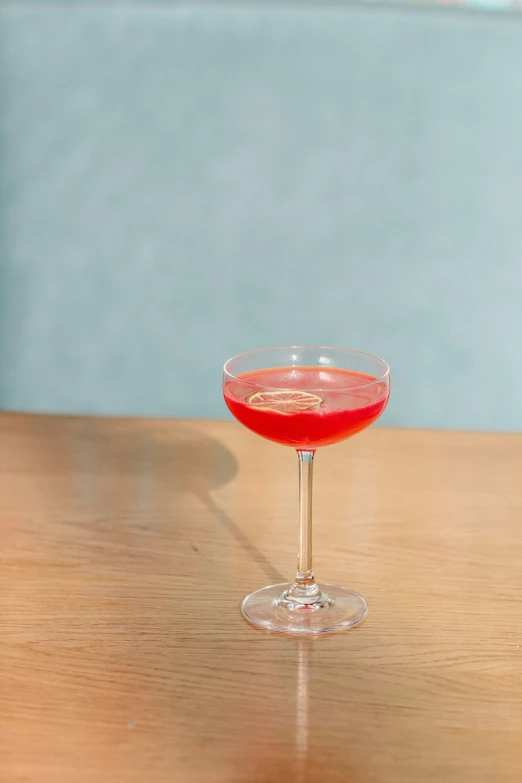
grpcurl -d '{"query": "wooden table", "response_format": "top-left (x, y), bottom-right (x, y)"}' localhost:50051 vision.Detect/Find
top-left (1, 413), bottom-right (522, 782)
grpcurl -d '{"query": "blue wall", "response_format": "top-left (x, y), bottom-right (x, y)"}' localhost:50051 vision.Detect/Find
top-left (1, 3), bottom-right (522, 428)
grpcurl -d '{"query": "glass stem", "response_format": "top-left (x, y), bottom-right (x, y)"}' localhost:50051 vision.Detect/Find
top-left (290, 450), bottom-right (320, 598)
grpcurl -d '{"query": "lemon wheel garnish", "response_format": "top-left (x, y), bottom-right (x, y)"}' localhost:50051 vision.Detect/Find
top-left (246, 390), bottom-right (323, 414)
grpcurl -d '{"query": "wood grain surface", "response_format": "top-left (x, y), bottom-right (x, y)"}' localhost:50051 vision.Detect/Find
top-left (1, 413), bottom-right (522, 782)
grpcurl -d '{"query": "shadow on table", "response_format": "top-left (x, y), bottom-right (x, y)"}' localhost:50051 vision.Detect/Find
top-left (199, 492), bottom-right (286, 584)
top-left (22, 414), bottom-right (285, 582)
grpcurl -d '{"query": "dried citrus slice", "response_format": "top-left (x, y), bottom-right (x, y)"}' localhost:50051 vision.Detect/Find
top-left (246, 390), bottom-right (323, 414)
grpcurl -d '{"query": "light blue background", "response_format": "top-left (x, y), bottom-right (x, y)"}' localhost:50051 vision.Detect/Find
top-left (1, 3), bottom-right (522, 429)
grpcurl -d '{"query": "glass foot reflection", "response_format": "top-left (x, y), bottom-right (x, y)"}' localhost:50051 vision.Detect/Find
top-left (241, 582), bottom-right (368, 635)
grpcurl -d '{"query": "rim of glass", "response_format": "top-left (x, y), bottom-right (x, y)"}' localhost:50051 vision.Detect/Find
top-left (223, 345), bottom-right (390, 392)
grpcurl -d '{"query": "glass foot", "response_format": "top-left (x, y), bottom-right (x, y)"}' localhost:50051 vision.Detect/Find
top-left (241, 582), bottom-right (368, 635)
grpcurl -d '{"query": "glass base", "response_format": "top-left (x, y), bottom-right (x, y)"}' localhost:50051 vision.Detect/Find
top-left (241, 582), bottom-right (368, 635)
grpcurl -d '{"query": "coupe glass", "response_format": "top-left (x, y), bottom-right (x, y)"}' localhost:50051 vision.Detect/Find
top-left (223, 346), bottom-right (390, 635)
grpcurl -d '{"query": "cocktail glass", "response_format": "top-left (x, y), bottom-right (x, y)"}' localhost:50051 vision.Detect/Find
top-left (223, 346), bottom-right (390, 635)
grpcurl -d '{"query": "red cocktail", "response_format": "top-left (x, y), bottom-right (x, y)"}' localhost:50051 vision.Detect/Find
top-left (224, 366), bottom-right (388, 449)
top-left (223, 346), bottom-right (390, 635)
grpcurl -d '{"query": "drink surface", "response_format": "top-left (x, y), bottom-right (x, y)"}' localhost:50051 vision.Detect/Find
top-left (224, 365), bottom-right (389, 448)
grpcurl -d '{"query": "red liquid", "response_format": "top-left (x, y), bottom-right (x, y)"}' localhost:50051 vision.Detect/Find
top-left (224, 366), bottom-right (389, 448)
